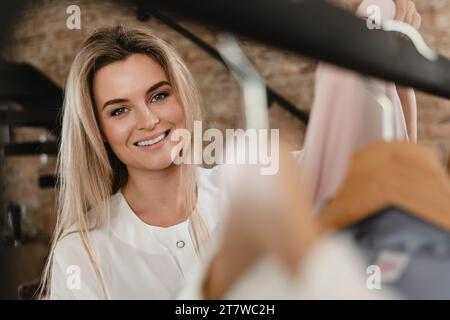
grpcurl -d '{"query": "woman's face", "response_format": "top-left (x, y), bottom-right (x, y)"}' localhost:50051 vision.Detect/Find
top-left (93, 53), bottom-right (185, 172)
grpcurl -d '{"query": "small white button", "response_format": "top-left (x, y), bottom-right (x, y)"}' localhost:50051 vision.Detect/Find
top-left (176, 240), bottom-right (185, 248)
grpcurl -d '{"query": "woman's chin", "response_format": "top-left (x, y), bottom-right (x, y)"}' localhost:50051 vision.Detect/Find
top-left (140, 155), bottom-right (179, 171)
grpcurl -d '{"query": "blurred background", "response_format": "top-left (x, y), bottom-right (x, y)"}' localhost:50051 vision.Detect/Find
top-left (0, 0), bottom-right (449, 299)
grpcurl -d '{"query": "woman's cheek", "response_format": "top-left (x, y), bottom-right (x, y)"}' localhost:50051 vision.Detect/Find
top-left (104, 117), bottom-right (135, 147)
top-left (166, 100), bottom-right (186, 128)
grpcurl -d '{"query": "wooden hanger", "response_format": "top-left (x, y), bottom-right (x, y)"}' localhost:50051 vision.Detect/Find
top-left (319, 140), bottom-right (450, 233)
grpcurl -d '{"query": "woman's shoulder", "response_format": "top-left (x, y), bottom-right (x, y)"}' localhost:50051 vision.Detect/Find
top-left (195, 165), bottom-right (228, 196)
top-left (196, 164), bottom-right (225, 176)
top-left (53, 206), bottom-right (114, 264)
top-left (195, 164), bottom-right (227, 190)
top-left (52, 222), bottom-right (109, 274)
top-left (54, 230), bottom-right (82, 252)
top-left (51, 228), bottom-right (105, 299)
top-left (53, 229), bottom-right (93, 265)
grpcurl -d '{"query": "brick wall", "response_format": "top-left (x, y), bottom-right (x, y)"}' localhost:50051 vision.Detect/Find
top-left (2, 0), bottom-right (449, 237)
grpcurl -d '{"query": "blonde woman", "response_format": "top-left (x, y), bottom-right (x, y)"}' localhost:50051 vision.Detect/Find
top-left (42, 0), bottom-right (420, 300)
top-left (41, 26), bottom-right (226, 299)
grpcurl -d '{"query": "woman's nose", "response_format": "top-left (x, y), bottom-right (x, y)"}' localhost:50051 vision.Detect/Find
top-left (137, 105), bottom-right (160, 130)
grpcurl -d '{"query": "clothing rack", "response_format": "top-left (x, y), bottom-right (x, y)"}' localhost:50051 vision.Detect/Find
top-left (137, 0), bottom-right (450, 99)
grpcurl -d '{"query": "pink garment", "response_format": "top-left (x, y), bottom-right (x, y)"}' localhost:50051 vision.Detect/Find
top-left (300, 0), bottom-right (410, 207)
top-left (301, 64), bottom-right (409, 207)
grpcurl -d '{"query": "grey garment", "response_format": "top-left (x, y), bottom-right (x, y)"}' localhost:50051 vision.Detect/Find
top-left (343, 206), bottom-right (450, 299)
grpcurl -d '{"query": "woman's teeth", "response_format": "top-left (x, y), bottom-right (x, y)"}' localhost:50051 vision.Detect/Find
top-left (135, 132), bottom-right (167, 147)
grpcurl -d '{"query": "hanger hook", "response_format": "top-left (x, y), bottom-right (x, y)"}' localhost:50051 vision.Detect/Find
top-left (381, 20), bottom-right (438, 61)
top-left (216, 33), bottom-right (269, 130)
top-left (361, 77), bottom-right (396, 141)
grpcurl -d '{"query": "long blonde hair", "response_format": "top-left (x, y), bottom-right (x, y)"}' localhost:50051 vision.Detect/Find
top-left (40, 26), bottom-right (208, 298)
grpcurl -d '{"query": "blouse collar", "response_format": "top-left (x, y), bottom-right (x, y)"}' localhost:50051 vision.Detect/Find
top-left (108, 191), bottom-right (192, 254)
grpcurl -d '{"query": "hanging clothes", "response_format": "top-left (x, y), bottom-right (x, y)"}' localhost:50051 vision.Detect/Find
top-left (300, 63), bottom-right (409, 207)
top-left (318, 140), bottom-right (450, 299)
top-left (343, 206), bottom-right (450, 299)
top-left (300, 0), bottom-right (410, 207)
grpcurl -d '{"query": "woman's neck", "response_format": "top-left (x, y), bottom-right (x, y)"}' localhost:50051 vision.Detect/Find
top-left (121, 164), bottom-right (187, 227)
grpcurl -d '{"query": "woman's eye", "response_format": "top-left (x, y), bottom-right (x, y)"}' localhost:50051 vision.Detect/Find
top-left (111, 107), bottom-right (128, 117)
top-left (150, 92), bottom-right (169, 103)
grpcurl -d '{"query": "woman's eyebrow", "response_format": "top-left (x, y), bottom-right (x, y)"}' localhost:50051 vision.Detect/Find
top-left (145, 80), bottom-right (171, 95)
top-left (102, 98), bottom-right (128, 110)
top-left (102, 80), bottom-right (171, 110)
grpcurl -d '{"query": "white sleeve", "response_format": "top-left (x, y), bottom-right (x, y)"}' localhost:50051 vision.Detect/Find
top-left (49, 233), bottom-right (104, 300)
top-left (49, 255), bottom-right (77, 300)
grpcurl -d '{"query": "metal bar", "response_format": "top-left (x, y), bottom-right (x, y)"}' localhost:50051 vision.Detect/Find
top-left (139, 0), bottom-right (450, 99)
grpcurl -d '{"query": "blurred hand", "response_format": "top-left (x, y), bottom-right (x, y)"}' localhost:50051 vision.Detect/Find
top-left (344, 0), bottom-right (421, 30)
top-left (394, 0), bottom-right (421, 30)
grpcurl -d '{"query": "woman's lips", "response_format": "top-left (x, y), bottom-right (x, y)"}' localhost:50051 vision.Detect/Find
top-left (133, 129), bottom-right (171, 150)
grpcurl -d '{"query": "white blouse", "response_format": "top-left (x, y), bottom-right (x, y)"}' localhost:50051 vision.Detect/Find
top-left (50, 165), bottom-right (227, 299)
top-left (50, 152), bottom-right (392, 300)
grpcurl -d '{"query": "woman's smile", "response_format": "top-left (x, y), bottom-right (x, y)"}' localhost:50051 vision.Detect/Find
top-left (133, 128), bottom-right (172, 151)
